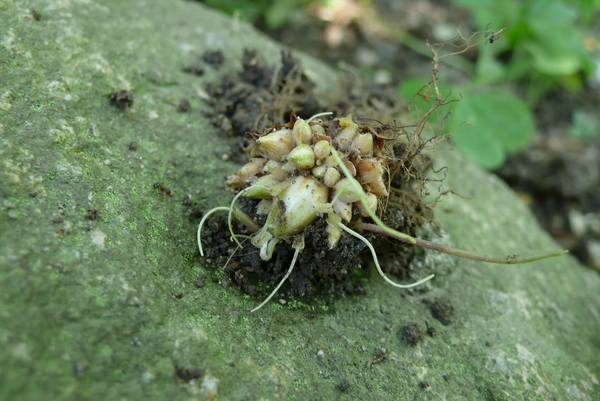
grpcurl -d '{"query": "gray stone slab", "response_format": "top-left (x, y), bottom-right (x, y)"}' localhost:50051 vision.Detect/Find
top-left (1, 1), bottom-right (599, 400)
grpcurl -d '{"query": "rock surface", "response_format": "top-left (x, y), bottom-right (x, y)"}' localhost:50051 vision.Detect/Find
top-left (1, 1), bottom-right (599, 400)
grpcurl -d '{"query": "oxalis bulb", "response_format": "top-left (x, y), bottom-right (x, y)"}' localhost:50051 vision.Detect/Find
top-left (198, 111), bottom-right (567, 312)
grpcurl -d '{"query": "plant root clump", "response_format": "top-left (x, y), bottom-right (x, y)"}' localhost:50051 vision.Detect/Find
top-left (200, 108), bottom-right (438, 311)
top-left (198, 42), bottom-right (566, 312)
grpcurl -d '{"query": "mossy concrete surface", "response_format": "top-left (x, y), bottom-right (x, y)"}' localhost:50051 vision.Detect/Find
top-left (1, 1), bottom-right (599, 400)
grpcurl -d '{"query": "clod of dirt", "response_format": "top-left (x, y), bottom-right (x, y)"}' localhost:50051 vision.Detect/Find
top-left (431, 298), bottom-right (453, 325)
top-left (174, 363), bottom-right (205, 382)
top-left (202, 50), bottom-right (225, 68)
top-left (177, 99), bottom-right (191, 112)
top-left (109, 90), bottom-right (134, 109)
top-left (403, 322), bottom-right (424, 346)
top-left (85, 208), bottom-right (100, 220)
top-left (426, 324), bottom-right (438, 337)
top-left (201, 212), bottom-right (366, 299)
top-left (338, 378), bottom-right (352, 392)
top-left (203, 49), bottom-right (320, 144)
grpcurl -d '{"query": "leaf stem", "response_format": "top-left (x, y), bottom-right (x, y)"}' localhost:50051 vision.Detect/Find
top-left (355, 222), bottom-right (567, 264)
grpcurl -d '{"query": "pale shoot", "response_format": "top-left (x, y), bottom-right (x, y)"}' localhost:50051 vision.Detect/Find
top-left (330, 149), bottom-right (417, 245)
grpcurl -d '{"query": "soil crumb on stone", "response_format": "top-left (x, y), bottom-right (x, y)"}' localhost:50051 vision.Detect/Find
top-left (431, 298), bottom-right (453, 325)
top-left (403, 322), bottom-right (424, 346)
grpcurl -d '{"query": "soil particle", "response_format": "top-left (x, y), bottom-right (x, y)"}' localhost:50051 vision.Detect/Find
top-left (85, 208), bottom-right (100, 220)
top-left (202, 50), bottom-right (225, 68)
top-left (202, 49), bottom-right (320, 145)
top-left (427, 324), bottom-right (437, 337)
top-left (174, 363), bottom-right (205, 382)
top-left (403, 322), bottom-right (424, 346)
top-left (338, 378), bottom-right (351, 392)
top-left (177, 98), bottom-right (191, 112)
top-left (195, 275), bottom-right (206, 288)
top-left (109, 90), bottom-right (134, 109)
top-left (431, 298), bottom-right (453, 325)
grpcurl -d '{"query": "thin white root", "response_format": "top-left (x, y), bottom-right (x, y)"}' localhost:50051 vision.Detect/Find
top-left (197, 206), bottom-right (231, 256)
top-left (338, 223), bottom-right (435, 289)
top-left (251, 236), bottom-right (306, 312)
top-left (228, 190), bottom-right (250, 248)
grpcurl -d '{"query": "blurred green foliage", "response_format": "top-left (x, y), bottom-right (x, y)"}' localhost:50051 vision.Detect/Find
top-left (199, 0), bottom-right (328, 29)
top-left (456, 0), bottom-right (597, 100)
top-left (400, 0), bottom-right (598, 169)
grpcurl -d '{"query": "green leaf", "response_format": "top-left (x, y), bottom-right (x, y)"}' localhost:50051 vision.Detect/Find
top-left (397, 76), bottom-right (458, 126)
top-left (397, 77), bottom-right (436, 119)
top-left (448, 90), bottom-right (534, 169)
top-left (521, 0), bottom-right (594, 75)
top-left (474, 48), bottom-right (506, 85)
top-left (265, 1), bottom-right (294, 29)
top-left (455, 0), bottom-right (520, 30)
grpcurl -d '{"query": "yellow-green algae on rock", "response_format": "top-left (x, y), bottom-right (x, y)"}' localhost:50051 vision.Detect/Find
top-left (0, 1), bottom-right (599, 400)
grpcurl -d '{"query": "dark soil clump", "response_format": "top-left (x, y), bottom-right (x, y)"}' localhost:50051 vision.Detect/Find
top-left (204, 49), bottom-right (320, 143)
top-left (431, 298), bottom-right (453, 325)
top-left (202, 50), bottom-right (225, 69)
top-left (403, 322), bottom-right (424, 346)
top-left (201, 213), bottom-right (367, 299)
